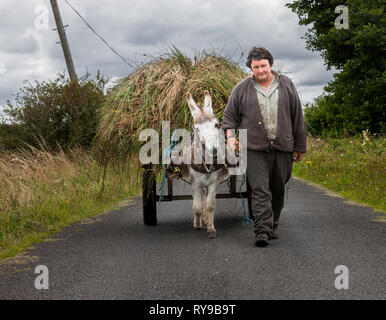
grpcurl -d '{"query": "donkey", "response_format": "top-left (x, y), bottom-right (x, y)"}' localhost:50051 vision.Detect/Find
top-left (171, 91), bottom-right (230, 238)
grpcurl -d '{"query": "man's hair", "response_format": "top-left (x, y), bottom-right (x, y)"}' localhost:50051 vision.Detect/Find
top-left (246, 47), bottom-right (274, 69)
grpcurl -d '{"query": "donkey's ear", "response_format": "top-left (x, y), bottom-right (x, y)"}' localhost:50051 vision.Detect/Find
top-left (187, 92), bottom-right (200, 118)
top-left (203, 90), bottom-right (213, 114)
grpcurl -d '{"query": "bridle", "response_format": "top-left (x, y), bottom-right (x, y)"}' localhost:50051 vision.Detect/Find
top-left (191, 127), bottom-right (225, 173)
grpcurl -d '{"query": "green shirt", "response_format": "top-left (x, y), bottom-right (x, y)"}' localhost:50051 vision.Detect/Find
top-left (222, 71), bottom-right (307, 153)
top-left (254, 76), bottom-right (279, 141)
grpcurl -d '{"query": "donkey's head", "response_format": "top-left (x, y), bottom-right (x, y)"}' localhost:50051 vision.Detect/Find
top-left (186, 91), bottom-right (221, 158)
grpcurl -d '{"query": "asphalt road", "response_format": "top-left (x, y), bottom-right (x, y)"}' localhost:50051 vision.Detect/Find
top-left (0, 177), bottom-right (385, 300)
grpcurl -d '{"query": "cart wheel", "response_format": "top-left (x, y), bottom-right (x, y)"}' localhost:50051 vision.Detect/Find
top-left (142, 164), bottom-right (157, 225)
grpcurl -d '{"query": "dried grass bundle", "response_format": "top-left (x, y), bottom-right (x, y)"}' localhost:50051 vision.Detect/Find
top-left (94, 48), bottom-right (248, 161)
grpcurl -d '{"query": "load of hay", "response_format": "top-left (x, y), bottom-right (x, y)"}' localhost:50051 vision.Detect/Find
top-left (95, 47), bottom-right (248, 162)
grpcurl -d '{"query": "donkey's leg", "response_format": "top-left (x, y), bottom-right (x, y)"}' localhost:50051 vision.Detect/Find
top-left (201, 188), bottom-right (208, 228)
top-left (192, 183), bottom-right (203, 229)
top-left (205, 183), bottom-right (218, 238)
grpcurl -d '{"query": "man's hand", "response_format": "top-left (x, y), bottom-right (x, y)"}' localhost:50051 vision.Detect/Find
top-left (227, 137), bottom-right (239, 151)
top-left (293, 151), bottom-right (303, 162)
top-left (226, 129), bottom-right (239, 151)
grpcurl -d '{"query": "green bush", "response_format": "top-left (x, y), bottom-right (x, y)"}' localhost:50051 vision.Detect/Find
top-left (287, 0), bottom-right (386, 136)
top-left (0, 123), bottom-right (25, 151)
top-left (293, 134), bottom-right (385, 212)
top-left (3, 73), bottom-right (106, 150)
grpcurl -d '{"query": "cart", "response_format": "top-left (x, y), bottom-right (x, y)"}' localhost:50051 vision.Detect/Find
top-left (142, 163), bottom-right (253, 225)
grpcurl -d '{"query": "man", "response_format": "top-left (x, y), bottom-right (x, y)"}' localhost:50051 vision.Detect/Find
top-left (222, 47), bottom-right (306, 247)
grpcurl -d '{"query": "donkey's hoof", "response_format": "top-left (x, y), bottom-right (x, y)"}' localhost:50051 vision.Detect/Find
top-left (207, 231), bottom-right (216, 238)
top-left (194, 223), bottom-right (203, 230)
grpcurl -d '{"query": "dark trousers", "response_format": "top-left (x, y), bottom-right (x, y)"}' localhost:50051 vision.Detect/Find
top-left (246, 149), bottom-right (293, 237)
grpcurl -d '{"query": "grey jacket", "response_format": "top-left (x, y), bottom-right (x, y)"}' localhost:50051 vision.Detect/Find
top-left (222, 71), bottom-right (307, 153)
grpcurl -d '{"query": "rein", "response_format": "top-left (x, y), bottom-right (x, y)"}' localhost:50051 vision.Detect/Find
top-left (191, 129), bottom-right (225, 173)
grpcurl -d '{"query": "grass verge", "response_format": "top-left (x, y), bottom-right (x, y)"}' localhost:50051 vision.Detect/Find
top-left (292, 132), bottom-right (385, 212)
top-left (0, 147), bottom-right (141, 261)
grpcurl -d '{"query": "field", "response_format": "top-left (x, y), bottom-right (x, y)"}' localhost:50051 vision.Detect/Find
top-left (1, 133), bottom-right (384, 260)
top-left (0, 146), bottom-right (141, 260)
top-left (293, 132), bottom-right (385, 212)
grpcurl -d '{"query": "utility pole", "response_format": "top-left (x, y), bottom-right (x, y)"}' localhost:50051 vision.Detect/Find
top-left (50, 0), bottom-right (77, 81)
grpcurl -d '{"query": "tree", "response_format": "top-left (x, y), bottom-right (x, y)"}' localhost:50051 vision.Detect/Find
top-left (0, 123), bottom-right (25, 150)
top-left (286, 0), bottom-right (385, 136)
top-left (4, 73), bottom-right (106, 150)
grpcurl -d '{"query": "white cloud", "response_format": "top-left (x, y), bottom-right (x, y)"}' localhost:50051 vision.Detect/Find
top-left (0, 64), bottom-right (6, 75)
top-left (0, 0), bottom-right (334, 111)
top-left (103, 76), bottom-right (122, 95)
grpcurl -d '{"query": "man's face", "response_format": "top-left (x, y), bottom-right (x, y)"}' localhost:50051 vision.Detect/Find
top-left (251, 59), bottom-right (272, 83)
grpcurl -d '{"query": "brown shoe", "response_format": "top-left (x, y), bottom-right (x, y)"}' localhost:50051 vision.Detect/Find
top-left (271, 229), bottom-right (279, 240)
top-left (255, 233), bottom-right (269, 247)
top-left (271, 226), bottom-right (279, 240)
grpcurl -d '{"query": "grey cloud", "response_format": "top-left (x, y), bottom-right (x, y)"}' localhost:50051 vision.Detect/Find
top-left (277, 58), bottom-right (335, 87)
top-left (1, 0), bottom-right (335, 110)
top-left (124, 21), bottom-right (179, 45)
top-left (1, 34), bottom-right (39, 54)
top-left (0, 1), bottom-right (42, 55)
top-left (0, 2), bottom-right (36, 31)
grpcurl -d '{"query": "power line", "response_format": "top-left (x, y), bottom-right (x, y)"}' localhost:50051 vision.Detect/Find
top-left (64, 0), bottom-right (135, 68)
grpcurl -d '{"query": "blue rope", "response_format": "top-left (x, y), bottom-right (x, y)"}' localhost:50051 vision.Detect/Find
top-left (240, 171), bottom-right (253, 226)
top-left (158, 133), bottom-right (252, 228)
top-left (158, 131), bottom-right (179, 205)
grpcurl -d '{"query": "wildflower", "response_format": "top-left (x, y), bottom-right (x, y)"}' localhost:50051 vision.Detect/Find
top-left (362, 129), bottom-right (370, 141)
top-left (362, 129), bottom-right (370, 145)
top-left (306, 161), bottom-right (312, 165)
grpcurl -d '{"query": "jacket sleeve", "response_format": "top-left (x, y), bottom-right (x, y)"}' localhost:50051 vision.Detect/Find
top-left (289, 81), bottom-right (307, 153)
top-left (222, 86), bottom-right (240, 132)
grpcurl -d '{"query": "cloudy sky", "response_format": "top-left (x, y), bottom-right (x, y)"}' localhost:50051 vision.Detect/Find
top-left (0, 0), bottom-right (336, 120)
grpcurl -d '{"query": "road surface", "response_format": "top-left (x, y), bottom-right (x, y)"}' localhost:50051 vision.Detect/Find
top-left (0, 177), bottom-right (385, 299)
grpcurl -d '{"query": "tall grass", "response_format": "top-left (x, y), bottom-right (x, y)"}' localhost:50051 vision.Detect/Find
top-left (94, 47), bottom-right (248, 163)
top-left (1, 48), bottom-right (248, 260)
top-left (0, 146), bottom-right (141, 260)
top-left (293, 132), bottom-right (385, 212)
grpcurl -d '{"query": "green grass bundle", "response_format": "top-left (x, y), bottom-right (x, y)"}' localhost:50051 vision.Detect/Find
top-left (94, 48), bottom-right (248, 161)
